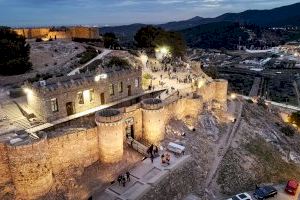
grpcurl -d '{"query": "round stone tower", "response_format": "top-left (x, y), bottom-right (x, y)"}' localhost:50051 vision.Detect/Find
top-left (95, 109), bottom-right (124, 163)
top-left (7, 133), bottom-right (53, 200)
top-left (142, 98), bottom-right (165, 145)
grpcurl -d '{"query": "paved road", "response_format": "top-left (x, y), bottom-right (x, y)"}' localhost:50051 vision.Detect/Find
top-left (67, 49), bottom-right (112, 76)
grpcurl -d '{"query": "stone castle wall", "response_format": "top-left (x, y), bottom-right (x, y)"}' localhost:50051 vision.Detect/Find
top-left (12, 27), bottom-right (100, 39)
top-left (1, 79), bottom-right (227, 199)
top-left (6, 134), bottom-right (53, 200)
top-left (47, 128), bottom-right (99, 173)
top-left (0, 143), bottom-right (12, 187)
top-left (197, 79), bottom-right (228, 103)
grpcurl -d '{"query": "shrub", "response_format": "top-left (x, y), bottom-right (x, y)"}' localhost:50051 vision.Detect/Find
top-left (280, 126), bottom-right (295, 137)
top-left (78, 47), bottom-right (98, 64)
top-left (106, 57), bottom-right (130, 68)
top-left (0, 27), bottom-right (32, 75)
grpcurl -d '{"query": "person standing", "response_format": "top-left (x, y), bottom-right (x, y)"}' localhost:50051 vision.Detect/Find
top-left (122, 175), bottom-right (126, 187)
top-left (126, 171), bottom-right (131, 182)
top-left (117, 175), bottom-right (122, 186)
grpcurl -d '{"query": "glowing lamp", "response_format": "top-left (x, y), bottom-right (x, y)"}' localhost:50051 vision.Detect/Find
top-left (23, 88), bottom-right (32, 95)
top-left (230, 93), bottom-right (237, 100)
top-left (95, 73), bottom-right (108, 82)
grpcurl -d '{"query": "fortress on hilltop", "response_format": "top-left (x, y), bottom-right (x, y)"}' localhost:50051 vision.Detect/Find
top-left (0, 62), bottom-right (228, 199)
top-left (13, 26), bottom-right (100, 40)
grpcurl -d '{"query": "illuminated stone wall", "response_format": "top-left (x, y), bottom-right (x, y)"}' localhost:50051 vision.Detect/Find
top-left (95, 109), bottom-right (124, 163)
top-left (6, 134), bottom-right (53, 200)
top-left (12, 26), bottom-right (100, 39)
top-left (25, 69), bottom-right (143, 122)
top-left (197, 79), bottom-right (228, 107)
top-left (47, 31), bottom-right (69, 39)
top-left (123, 104), bottom-right (143, 141)
top-left (68, 27), bottom-right (100, 39)
top-left (142, 99), bottom-right (165, 145)
top-left (47, 128), bottom-right (99, 173)
top-left (0, 143), bottom-right (12, 193)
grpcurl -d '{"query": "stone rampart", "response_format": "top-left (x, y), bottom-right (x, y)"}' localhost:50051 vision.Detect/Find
top-left (6, 133), bottom-right (53, 200)
top-left (0, 143), bottom-right (12, 187)
top-left (48, 128), bottom-right (99, 173)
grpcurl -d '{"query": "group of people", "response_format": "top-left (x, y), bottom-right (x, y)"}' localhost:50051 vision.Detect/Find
top-left (161, 152), bottom-right (171, 165)
top-left (117, 171), bottom-right (131, 187)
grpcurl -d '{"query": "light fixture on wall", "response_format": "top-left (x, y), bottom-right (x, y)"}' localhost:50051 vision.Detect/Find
top-left (95, 73), bottom-right (108, 82)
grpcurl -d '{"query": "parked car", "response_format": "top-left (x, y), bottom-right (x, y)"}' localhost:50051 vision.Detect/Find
top-left (285, 180), bottom-right (299, 195)
top-left (254, 185), bottom-right (277, 200)
top-left (227, 192), bottom-right (252, 200)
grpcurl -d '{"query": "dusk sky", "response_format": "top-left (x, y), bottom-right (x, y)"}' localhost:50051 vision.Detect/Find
top-left (0, 0), bottom-right (299, 27)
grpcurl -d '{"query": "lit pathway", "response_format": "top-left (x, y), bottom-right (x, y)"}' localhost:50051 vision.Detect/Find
top-left (238, 94), bottom-right (300, 112)
top-left (67, 49), bottom-right (112, 76)
top-left (94, 153), bottom-right (191, 200)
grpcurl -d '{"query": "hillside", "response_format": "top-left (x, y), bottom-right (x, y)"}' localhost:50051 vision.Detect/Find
top-left (100, 2), bottom-right (300, 44)
top-left (180, 22), bottom-right (249, 50)
top-left (215, 2), bottom-right (300, 26)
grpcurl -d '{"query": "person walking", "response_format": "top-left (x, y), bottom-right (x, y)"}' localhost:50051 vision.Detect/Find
top-left (126, 171), bottom-right (131, 182)
top-left (150, 153), bottom-right (154, 163)
top-left (117, 175), bottom-right (122, 186)
top-left (122, 175), bottom-right (126, 187)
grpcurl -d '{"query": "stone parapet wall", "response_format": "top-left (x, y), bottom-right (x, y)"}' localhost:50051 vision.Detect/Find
top-left (197, 79), bottom-right (228, 104)
top-left (12, 26), bottom-right (100, 39)
top-left (0, 143), bottom-right (12, 186)
top-left (6, 134), bottom-right (53, 200)
top-left (48, 128), bottom-right (99, 173)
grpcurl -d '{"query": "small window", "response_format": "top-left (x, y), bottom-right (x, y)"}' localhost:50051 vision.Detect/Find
top-left (50, 98), bottom-right (58, 112)
top-left (109, 84), bottom-right (114, 96)
top-left (118, 82), bottom-right (123, 93)
top-left (89, 89), bottom-right (94, 102)
top-left (78, 92), bottom-right (84, 104)
top-left (135, 78), bottom-right (139, 87)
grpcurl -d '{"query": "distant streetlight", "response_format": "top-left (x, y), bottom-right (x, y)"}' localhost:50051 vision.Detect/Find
top-left (155, 46), bottom-right (170, 60)
top-left (230, 93), bottom-right (237, 100)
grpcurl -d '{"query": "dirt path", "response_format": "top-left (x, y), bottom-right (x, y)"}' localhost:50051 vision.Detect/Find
top-left (205, 100), bottom-right (243, 198)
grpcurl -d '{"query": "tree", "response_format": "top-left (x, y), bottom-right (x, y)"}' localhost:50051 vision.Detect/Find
top-left (134, 26), bottom-right (186, 58)
top-left (103, 33), bottom-right (119, 49)
top-left (0, 27), bottom-right (32, 75)
top-left (153, 31), bottom-right (186, 58)
top-left (134, 26), bottom-right (160, 48)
